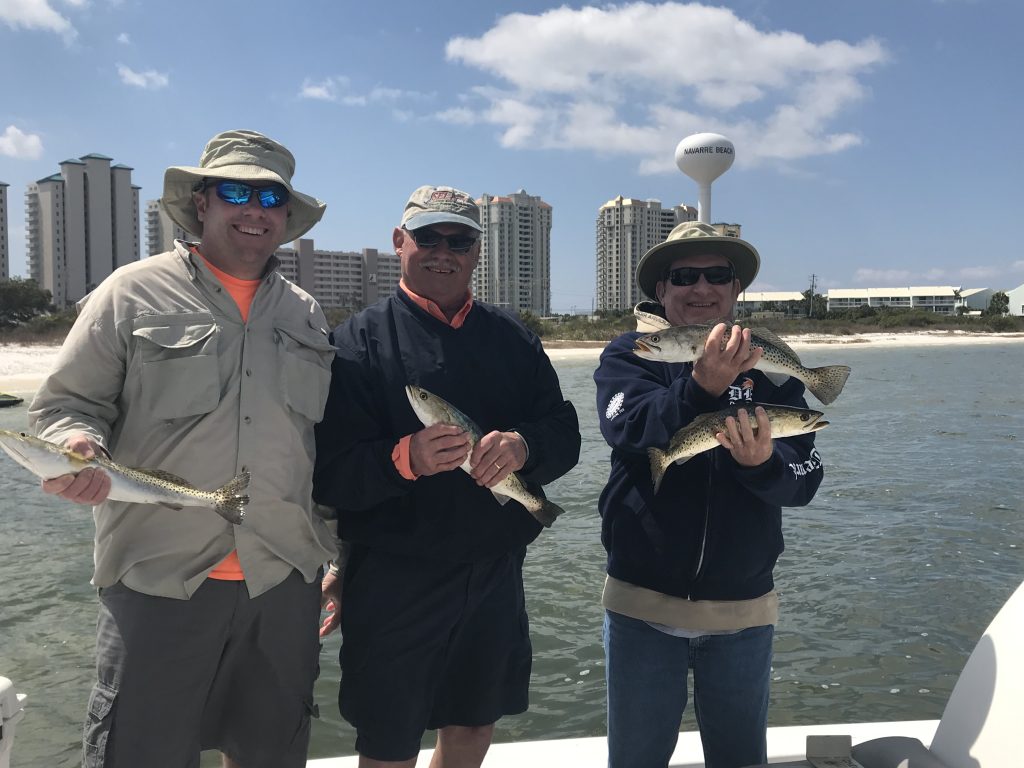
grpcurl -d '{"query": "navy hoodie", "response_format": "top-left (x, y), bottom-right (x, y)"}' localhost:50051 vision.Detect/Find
top-left (594, 330), bottom-right (824, 601)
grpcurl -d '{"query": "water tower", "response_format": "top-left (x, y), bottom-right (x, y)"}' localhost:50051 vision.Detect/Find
top-left (674, 133), bottom-right (734, 223)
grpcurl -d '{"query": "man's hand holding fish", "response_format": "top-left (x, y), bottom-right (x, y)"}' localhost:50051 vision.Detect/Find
top-left (691, 321), bottom-right (764, 397)
top-left (39, 433), bottom-right (111, 505)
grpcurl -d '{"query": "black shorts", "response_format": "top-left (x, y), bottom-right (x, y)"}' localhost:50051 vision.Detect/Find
top-left (83, 570), bottom-right (322, 768)
top-left (338, 546), bottom-right (532, 762)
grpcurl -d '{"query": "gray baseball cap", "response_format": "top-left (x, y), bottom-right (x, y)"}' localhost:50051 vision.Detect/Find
top-left (401, 185), bottom-right (482, 232)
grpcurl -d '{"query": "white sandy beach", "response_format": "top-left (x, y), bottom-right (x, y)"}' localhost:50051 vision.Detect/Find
top-left (3, 331), bottom-right (1023, 394)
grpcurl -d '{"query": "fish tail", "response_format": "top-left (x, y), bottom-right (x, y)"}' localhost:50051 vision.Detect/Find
top-left (805, 365), bottom-right (852, 405)
top-left (533, 499), bottom-right (566, 528)
top-left (214, 471), bottom-right (250, 525)
top-left (648, 447), bottom-right (668, 494)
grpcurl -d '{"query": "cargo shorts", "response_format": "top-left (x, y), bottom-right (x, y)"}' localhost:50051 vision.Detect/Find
top-left (82, 569), bottom-right (322, 768)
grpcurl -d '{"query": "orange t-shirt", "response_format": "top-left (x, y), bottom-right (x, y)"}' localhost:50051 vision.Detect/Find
top-left (194, 249), bottom-right (260, 581)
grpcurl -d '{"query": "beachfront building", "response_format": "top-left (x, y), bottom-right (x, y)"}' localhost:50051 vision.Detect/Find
top-left (826, 286), bottom-right (974, 315)
top-left (595, 197), bottom-right (699, 312)
top-left (0, 181), bottom-right (8, 279)
top-left (474, 190), bottom-right (552, 316)
top-left (958, 288), bottom-right (995, 313)
top-left (25, 154), bottom-right (140, 307)
top-left (1007, 284), bottom-right (1024, 316)
top-left (145, 199), bottom-right (190, 256)
top-left (274, 239), bottom-right (401, 310)
top-left (737, 291), bottom-right (807, 317)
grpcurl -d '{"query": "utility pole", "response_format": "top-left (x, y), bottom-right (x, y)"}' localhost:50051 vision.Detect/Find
top-left (807, 274), bottom-right (817, 318)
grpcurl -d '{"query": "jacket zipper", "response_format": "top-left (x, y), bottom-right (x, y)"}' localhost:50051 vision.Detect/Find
top-left (688, 455), bottom-right (714, 597)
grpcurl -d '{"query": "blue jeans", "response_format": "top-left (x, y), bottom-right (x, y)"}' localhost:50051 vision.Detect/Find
top-left (604, 610), bottom-right (773, 768)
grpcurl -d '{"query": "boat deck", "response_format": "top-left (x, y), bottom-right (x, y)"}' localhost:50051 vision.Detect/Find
top-left (306, 720), bottom-right (939, 767)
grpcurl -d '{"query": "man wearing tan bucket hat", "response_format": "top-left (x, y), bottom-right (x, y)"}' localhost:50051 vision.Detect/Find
top-left (30, 129), bottom-right (337, 768)
top-left (594, 221), bottom-right (827, 768)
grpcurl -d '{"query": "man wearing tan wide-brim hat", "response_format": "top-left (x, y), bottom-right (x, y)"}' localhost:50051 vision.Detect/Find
top-left (29, 129), bottom-right (337, 768)
top-left (594, 218), bottom-right (828, 768)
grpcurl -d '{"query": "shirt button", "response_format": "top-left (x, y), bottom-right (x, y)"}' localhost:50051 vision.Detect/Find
top-left (244, 416), bottom-right (252, 424)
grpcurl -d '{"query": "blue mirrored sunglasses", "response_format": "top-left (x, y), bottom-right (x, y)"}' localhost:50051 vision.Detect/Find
top-left (667, 265), bottom-right (735, 286)
top-left (405, 226), bottom-right (479, 254)
top-left (208, 180), bottom-right (290, 209)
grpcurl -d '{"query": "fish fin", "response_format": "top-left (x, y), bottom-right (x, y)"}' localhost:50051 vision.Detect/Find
top-left (806, 365), bottom-right (852, 405)
top-left (214, 496), bottom-right (248, 525)
top-left (158, 502), bottom-right (184, 511)
top-left (532, 499), bottom-right (565, 528)
top-left (490, 489), bottom-right (513, 506)
top-left (648, 447), bottom-right (668, 495)
top-left (749, 326), bottom-right (801, 362)
top-left (213, 471), bottom-right (251, 525)
top-left (132, 467), bottom-right (198, 488)
top-left (764, 372), bottom-right (791, 387)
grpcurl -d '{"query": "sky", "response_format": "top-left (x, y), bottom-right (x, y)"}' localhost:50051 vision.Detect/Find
top-left (1, 0), bottom-right (1022, 313)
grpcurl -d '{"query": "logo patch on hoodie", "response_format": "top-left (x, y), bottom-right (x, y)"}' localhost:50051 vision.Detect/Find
top-left (605, 392), bottom-right (625, 420)
top-left (728, 377), bottom-right (755, 404)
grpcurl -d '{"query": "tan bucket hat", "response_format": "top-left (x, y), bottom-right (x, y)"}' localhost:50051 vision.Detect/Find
top-left (636, 221), bottom-right (760, 299)
top-left (161, 129), bottom-right (326, 243)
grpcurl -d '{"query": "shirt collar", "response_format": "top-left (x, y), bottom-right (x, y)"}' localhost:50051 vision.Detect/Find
top-left (399, 279), bottom-right (474, 328)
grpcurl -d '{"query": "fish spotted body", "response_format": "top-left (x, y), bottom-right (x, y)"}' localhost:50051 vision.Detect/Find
top-left (633, 324), bottom-right (851, 405)
top-left (0, 428), bottom-right (248, 524)
top-left (405, 385), bottom-right (565, 527)
top-left (649, 404), bottom-right (829, 494)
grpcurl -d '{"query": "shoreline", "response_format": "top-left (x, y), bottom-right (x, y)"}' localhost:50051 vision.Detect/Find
top-left (542, 330), bottom-right (1024, 361)
top-left (3, 331), bottom-right (1024, 393)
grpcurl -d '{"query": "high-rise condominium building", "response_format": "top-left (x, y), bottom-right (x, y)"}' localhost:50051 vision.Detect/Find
top-left (145, 199), bottom-right (190, 257)
top-left (26, 154), bottom-right (140, 307)
top-left (595, 196), bottom-right (698, 312)
top-left (474, 190), bottom-right (552, 316)
top-left (274, 240), bottom-right (401, 310)
top-left (0, 182), bottom-right (8, 279)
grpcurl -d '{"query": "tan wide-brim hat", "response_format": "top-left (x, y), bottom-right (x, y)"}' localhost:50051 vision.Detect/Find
top-left (161, 129), bottom-right (326, 243)
top-left (636, 221), bottom-right (760, 299)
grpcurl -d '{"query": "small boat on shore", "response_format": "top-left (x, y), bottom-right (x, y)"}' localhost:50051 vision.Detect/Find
top-left (0, 394), bottom-right (24, 409)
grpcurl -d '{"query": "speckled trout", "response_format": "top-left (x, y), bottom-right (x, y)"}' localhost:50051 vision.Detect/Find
top-left (633, 324), bottom-right (851, 405)
top-left (405, 385), bottom-right (565, 527)
top-left (648, 403), bottom-right (828, 494)
top-left (0, 428), bottom-right (248, 524)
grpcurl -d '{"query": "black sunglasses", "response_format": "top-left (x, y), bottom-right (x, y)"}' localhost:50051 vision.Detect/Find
top-left (204, 180), bottom-right (290, 209)
top-left (666, 265), bottom-right (735, 286)
top-left (405, 227), bottom-right (479, 254)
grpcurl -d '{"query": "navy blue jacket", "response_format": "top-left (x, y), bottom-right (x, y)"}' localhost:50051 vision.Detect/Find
top-left (594, 331), bottom-right (824, 601)
top-left (313, 290), bottom-right (581, 563)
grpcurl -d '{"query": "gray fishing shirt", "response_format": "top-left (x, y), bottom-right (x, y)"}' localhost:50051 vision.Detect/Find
top-left (29, 241), bottom-right (338, 599)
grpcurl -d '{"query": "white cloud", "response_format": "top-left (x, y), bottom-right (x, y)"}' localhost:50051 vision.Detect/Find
top-left (299, 76), bottom-right (428, 107)
top-left (0, 125), bottom-right (44, 159)
top-left (854, 268), bottom-right (912, 285)
top-left (117, 31), bottom-right (130, 44)
top-left (442, 2), bottom-right (887, 171)
top-left (956, 266), bottom-right (1002, 281)
top-left (300, 76), bottom-right (346, 101)
top-left (117, 64), bottom-right (169, 90)
top-left (0, 0), bottom-right (77, 40)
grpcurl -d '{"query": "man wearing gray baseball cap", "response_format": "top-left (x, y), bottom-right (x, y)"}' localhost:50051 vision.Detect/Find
top-left (314, 184), bottom-right (581, 767)
top-left (30, 129), bottom-right (337, 768)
